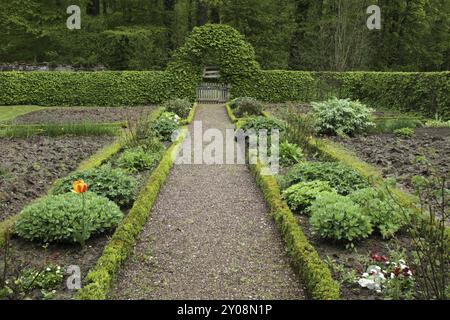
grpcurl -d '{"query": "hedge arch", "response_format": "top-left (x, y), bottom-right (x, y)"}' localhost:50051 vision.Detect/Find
top-left (167, 24), bottom-right (262, 100)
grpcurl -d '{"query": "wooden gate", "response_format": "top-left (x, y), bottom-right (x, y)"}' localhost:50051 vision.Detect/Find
top-left (197, 83), bottom-right (231, 104)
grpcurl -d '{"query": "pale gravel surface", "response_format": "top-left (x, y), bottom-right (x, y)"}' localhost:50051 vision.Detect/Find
top-left (112, 104), bottom-right (304, 300)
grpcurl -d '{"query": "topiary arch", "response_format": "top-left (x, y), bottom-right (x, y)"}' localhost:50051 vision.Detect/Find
top-left (167, 24), bottom-right (262, 100)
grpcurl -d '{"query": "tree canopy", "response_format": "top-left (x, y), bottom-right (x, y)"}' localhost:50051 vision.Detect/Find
top-left (0, 0), bottom-right (448, 71)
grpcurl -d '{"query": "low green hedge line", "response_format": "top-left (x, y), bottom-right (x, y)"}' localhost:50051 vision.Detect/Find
top-left (75, 128), bottom-right (187, 300)
top-left (250, 161), bottom-right (340, 300)
top-left (2, 71), bottom-right (448, 118)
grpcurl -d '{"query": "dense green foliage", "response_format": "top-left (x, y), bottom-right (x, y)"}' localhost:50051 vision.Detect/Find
top-left (151, 112), bottom-right (180, 142)
top-left (312, 98), bottom-right (375, 136)
top-left (52, 166), bottom-right (138, 207)
top-left (239, 116), bottom-right (286, 132)
top-left (310, 192), bottom-right (373, 243)
top-left (349, 188), bottom-right (407, 238)
top-left (116, 146), bottom-right (163, 173)
top-left (394, 127), bottom-right (415, 138)
top-left (281, 162), bottom-right (370, 195)
top-left (231, 97), bottom-right (263, 118)
top-left (163, 98), bottom-right (192, 118)
top-left (1, 1), bottom-right (448, 71)
top-left (16, 192), bottom-right (123, 243)
top-left (282, 181), bottom-right (334, 214)
top-left (0, 71), bottom-right (171, 106)
top-left (279, 141), bottom-right (305, 167)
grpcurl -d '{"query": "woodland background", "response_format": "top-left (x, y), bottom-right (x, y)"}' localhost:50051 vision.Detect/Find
top-left (0, 0), bottom-right (449, 71)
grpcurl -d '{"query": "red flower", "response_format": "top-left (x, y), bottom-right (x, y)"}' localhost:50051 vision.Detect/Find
top-left (394, 267), bottom-right (402, 278)
top-left (371, 252), bottom-right (388, 263)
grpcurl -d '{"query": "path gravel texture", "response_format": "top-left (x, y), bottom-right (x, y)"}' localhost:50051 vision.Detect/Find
top-left (112, 104), bottom-right (304, 300)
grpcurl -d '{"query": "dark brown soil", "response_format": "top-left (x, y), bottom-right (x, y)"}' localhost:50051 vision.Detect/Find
top-left (10, 106), bottom-right (156, 124)
top-left (330, 128), bottom-right (450, 192)
top-left (0, 135), bottom-right (114, 221)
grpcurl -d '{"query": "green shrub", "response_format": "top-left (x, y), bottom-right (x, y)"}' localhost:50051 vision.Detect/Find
top-left (282, 181), bottom-right (334, 215)
top-left (394, 127), bottom-right (414, 138)
top-left (140, 136), bottom-right (166, 154)
top-left (163, 98), bottom-right (192, 118)
top-left (16, 192), bottom-right (123, 243)
top-left (52, 166), bottom-right (137, 207)
top-left (349, 188), bottom-right (407, 238)
top-left (116, 146), bottom-right (162, 173)
top-left (310, 192), bottom-right (372, 243)
top-left (233, 97), bottom-right (263, 118)
top-left (312, 97), bottom-right (375, 136)
top-left (279, 141), bottom-right (305, 167)
top-left (240, 116), bottom-right (286, 133)
top-left (151, 112), bottom-right (180, 142)
top-left (281, 162), bottom-right (370, 195)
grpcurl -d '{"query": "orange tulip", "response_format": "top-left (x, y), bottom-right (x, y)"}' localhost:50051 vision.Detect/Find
top-left (72, 180), bottom-right (88, 194)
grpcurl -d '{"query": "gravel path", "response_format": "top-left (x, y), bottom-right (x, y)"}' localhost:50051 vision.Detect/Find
top-left (112, 104), bottom-right (304, 300)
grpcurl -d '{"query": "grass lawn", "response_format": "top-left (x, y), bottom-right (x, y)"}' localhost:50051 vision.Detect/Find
top-left (0, 105), bottom-right (46, 122)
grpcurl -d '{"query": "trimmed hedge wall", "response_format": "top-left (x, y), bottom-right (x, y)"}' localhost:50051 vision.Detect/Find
top-left (1, 71), bottom-right (448, 118)
top-left (311, 72), bottom-right (450, 118)
top-left (0, 71), bottom-right (173, 106)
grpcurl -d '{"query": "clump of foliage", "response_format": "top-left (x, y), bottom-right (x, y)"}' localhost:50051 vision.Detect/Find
top-left (116, 146), bottom-right (163, 173)
top-left (282, 180), bottom-right (334, 214)
top-left (1, 261), bottom-right (65, 300)
top-left (163, 98), bottom-right (192, 118)
top-left (240, 116), bottom-right (286, 133)
top-left (151, 112), bottom-right (180, 141)
top-left (312, 97), bottom-right (375, 136)
top-left (232, 97), bottom-right (263, 118)
top-left (16, 192), bottom-right (123, 243)
top-left (349, 187), bottom-right (408, 238)
top-left (425, 115), bottom-right (450, 128)
top-left (310, 192), bottom-right (372, 243)
top-left (280, 162), bottom-right (370, 195)
top-left (279, 141), bottom-right (305, 167)
top-left (52, 165), bottom-right (138, 207)
top-left (394, 127), bottom-right (414, 138)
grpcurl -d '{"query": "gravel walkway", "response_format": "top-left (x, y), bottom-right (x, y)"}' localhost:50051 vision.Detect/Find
top-left (112, 104), bottom-right (304, 300)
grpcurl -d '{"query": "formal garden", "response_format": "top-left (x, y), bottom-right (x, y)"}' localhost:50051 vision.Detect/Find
top-left (0, 21), bottom-right (448, 301)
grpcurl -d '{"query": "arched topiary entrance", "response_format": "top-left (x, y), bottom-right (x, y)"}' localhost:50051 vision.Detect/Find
top-left (167, 24), bottom-right (261, 101)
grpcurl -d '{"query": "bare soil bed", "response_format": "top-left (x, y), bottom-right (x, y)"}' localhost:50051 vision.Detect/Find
top-left (330, 128), bottom-right (450, 192)
top-left (0, 135), bottom-right (114, 221)
top-left (10, 106), bottom-right (156, 124)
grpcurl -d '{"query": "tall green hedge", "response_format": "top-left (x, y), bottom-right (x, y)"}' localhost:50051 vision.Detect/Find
top-left (0, 71), bottom-right (173, 106)
top-left (1, 71), bottom-right (448, 118)
top-left (235, 71), bottom-right (450, 118)
top-left (311, 72), bottom-right (450, 118)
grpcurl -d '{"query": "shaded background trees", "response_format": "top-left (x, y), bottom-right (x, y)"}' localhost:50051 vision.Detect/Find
top-left (0, 0), bottom-right (448, 71)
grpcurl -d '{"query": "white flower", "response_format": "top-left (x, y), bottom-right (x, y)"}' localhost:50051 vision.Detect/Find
top-left (46, 267), bottom-right (51, 272)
